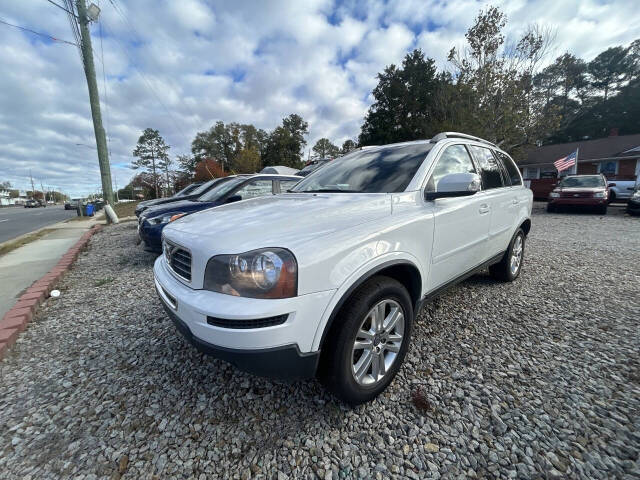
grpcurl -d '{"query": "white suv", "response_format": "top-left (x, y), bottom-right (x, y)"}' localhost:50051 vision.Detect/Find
top-left (153, 132), bottom-right (533, 404)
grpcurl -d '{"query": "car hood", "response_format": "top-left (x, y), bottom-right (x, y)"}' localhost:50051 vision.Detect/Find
top-left (142, 199), bottom-right (215, 218)
top-left (138, 195), bottom-right (198, 211)
top-left (164, 193), bottom-right (392, 253)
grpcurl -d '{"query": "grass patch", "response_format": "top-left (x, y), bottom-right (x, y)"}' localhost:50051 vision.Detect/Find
top-left (0, 228), bottom-right (57, 257)
top-left (113, 201), bottom-right (140, 218)
top-left (94, 277), bottom-right (115, 287)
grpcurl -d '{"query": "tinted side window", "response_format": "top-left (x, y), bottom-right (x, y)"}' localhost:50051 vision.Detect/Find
top-left (468, 145), bottom-right (504, 189)
top-left (494, 151), bottom-right (522, 186)
top-left (234, 180), bottom-right (274, 199)
top-left (426, 145), bottom-right (476, 192)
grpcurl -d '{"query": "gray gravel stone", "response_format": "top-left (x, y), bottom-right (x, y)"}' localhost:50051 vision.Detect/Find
top-left (1, 205), bottom-right (639, 479)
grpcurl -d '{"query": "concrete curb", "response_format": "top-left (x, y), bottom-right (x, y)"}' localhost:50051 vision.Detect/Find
top-left (0, 224), bottom-right (104, 360)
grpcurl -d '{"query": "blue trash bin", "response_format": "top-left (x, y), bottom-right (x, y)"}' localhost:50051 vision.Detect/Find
top-left (84, 203), bottom-right (95, 216)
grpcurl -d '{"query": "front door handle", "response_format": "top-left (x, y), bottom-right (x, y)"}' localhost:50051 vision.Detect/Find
top-left (512, 199), bottom-right (519, 205)
top-left (479, 204), bottom-right (490, 214)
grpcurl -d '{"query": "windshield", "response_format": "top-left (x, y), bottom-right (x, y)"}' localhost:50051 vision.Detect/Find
top-left (175, 183), bottom-right (199, 196)
top-left (291, 144), bottom-right (432, 193)
top-left (297, 160), bottom-right (328, 177)
top-left (190, 178), bottom-right (223, 196)
top-left (559, 176), bottom-right (605, 188)
top-left (197, 177), bottom-right (246, 202)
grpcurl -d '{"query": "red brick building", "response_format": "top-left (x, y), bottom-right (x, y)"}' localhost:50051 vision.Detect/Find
top-left (518, 134), bottom-right (640, 199)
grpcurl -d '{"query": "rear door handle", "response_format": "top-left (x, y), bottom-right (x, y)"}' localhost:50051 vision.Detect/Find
top-left (479, 204), bottom-right (490, 214)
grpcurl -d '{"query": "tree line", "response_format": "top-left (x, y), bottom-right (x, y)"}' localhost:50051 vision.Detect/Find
top-left (129, 115), bottom-right (357, 198)
top-left (359, 7), bottom-right (639, 160)
top-left (128, 6), bottom-right (639, 199)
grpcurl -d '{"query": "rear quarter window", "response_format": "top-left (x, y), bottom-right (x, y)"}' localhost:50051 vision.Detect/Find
top-left (494, 151), bottom-right (522, 186)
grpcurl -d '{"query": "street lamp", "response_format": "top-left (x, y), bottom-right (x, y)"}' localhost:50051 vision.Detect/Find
top-left (87, 3), bottom-right (101, 22)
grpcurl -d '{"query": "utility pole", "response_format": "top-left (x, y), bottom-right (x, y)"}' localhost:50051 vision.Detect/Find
top-left (113, 174), bottom-right (119, 202)
top-left (29, 170), bottom-right (35, 198)
top-left (76, 0), bottom-right (115, 212)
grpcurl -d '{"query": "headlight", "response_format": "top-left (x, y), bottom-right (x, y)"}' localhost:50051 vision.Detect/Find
top-left (204, 248), bottom-right (297, 299)
top-left (549, 192), bottom-right (559, 198)
top-left (149, 213), bottom-right (182, 225)
top-left (593, 191), bottom-right (606, 198)
top-left (632, 190), bottom-right (640, 199)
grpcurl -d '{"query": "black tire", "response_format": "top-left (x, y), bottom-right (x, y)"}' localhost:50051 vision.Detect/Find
top-left (489, 228), bottom-right (525, 282)
top-left (546, 203), bottom-right (555, 213)
top-left (608, 191), bottom-right (616, 204)
top-left (319, 276), bottom-right (413, 405)
top-left (596, 204), bottom-right (607, 215)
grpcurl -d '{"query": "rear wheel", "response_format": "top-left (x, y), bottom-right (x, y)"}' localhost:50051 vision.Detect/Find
top-left (608, 191), bottom-right (616, 204)
top-left (320, 276), bottom-right (413, 405)
top-left (489, 228), bottom-right (525, 282)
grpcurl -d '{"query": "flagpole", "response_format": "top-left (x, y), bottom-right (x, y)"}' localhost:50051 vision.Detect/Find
top-left (574, 147), bottom-right (579, 174)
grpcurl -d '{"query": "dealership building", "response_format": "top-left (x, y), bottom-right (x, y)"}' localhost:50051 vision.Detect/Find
top-left (518, 133), bottom-right (640, 199)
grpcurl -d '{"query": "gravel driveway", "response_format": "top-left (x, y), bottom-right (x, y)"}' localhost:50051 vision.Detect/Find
top-left (1, 206), bottom-right (639, 479)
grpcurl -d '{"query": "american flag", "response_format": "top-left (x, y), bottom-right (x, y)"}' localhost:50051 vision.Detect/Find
top-left (554, 150), bottom-right (577, 172)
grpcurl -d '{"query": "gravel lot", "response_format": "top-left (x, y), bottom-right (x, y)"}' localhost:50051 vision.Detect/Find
top-left (1, 205), bottom-right (639, 479)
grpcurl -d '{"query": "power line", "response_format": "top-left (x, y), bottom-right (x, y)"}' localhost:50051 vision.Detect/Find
top-left (62, 0), bottom-right (83, 62)
top-left (105, 0), bottom-right (200, 123)
top-left (0, 17), bottom-right (77, 46)
top-left (45, 0), bottom-right (76, 16)
top-left (100, 18), bottom-right (192, 145)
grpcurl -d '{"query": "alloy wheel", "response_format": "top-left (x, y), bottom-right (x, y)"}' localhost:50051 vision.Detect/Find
top-left (510, 234), bottom-right (523, 275)
top-left (351, 299), bottom-right (405, 386)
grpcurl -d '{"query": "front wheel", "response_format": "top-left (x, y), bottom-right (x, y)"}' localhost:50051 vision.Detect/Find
top-left (546, 203), bottom-right (555, 213)
top-left (596, 204), bottom-right (607, 215)
top-left (489, 228), bottom-right (525, 282)
top-left (320, 276), bottom-right (413, 405)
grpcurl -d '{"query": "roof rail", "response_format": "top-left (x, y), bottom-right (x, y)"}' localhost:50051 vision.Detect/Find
top-left (431, 132), bottom-right (496, 147)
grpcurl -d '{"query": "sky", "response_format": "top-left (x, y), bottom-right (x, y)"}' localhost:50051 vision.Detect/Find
top-left (0, 0), bottom-right (638, 197)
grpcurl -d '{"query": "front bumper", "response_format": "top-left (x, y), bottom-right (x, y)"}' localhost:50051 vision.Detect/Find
top-left (138, 220), bottom-right (163, 252)
top-left (153, 257), bottom-right (335, 379)
top-left (548, 197), bottom-right (606, 206)
top-left (627, 199), bottom-right (640, 214)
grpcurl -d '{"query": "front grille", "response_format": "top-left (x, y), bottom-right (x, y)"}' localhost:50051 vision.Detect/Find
top-left (560, 191), bottom-right (592, 198)
top-left (206, 314), bottom-right (288, 329)
top-left (164, 241), bottom-right (192, 281)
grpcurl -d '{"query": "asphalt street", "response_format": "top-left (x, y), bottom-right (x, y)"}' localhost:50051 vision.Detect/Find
top-left (0, 205), bottom-right (77, 243)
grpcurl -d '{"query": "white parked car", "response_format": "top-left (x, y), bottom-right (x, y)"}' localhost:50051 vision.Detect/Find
top-left (154, 132), bottom-right (533, 404)
top-left (607, 178), bottom-right (638, 203)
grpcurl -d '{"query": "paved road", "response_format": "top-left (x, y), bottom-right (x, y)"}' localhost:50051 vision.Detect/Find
top-left (0, 205), bottom-right (77, 243)
top-left (0, 220), bottom-right (97, 318)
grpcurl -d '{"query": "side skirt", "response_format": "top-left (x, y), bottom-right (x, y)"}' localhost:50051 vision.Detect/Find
top-left (416, 251), bottom-right (505, 312)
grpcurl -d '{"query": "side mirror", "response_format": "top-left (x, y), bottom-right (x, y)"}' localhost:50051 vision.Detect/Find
top-left (225, 195), bottom-right (242, 204)
top-left (425, 173), bottom-right (481, 201)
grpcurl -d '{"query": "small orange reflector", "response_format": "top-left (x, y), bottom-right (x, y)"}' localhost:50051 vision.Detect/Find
top-left (170, 213), bottom-right (186, 222)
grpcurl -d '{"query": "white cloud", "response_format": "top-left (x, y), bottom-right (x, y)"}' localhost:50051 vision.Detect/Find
top-left (0, 0), bottom-right (637, 196)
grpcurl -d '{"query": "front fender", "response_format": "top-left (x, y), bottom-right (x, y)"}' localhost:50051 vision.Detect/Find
top-left (311, 251), bottom-right (422, 351)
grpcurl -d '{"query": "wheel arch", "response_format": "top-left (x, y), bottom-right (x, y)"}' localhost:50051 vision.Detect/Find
top-left (520, 218), bottom-right (531, 236)
top-left (315, 259), bottom-right (422, 351)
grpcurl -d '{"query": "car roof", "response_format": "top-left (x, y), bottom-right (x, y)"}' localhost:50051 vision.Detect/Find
top-left (244, 174), bottom-right (302, 179)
